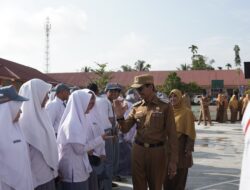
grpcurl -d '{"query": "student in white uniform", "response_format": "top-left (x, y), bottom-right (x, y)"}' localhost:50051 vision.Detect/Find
top-left (46, 87), bottom-right (56, 105)
top-left (104, 83), bottom-right (122, 188)
top-left (0, 85), bottom-right (33, 190)
top-left (87, 83), bottom-right (115, 189)
top-left (46, 83), bottom-right (70, 136)
top-left (57, 89), bottom-right (110, 190)
top-left (83, 88), bottom-right (107, 190)
top-left (240, 103), bottom-right (250, 190)
top-left (19, 79), bottom-right (58, 190)
top-left (117, 89), bottom-right (139, 177)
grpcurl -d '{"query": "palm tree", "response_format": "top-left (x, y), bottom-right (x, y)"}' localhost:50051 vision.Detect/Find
top-left (234, 45), bottom-right (241, 67)
top-left (134, 60), bottom-right (151, 71)
top-left (121, 64), bottom-right (133, 72)
top-left (177, 63), bottom-right (190, 71)
top-left (225, 63), bottom-right (232, 70)
top-left (189, 45), bottom-right (198, 56)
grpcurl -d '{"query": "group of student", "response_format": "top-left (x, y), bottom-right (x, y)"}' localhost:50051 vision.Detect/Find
top-left (0, 78), bottom-right (142, 190)
top-left (0, 74), bottom-right (198, 190)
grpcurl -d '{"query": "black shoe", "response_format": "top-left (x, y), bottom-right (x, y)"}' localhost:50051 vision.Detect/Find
top-left (113, 175), bottom-right (122, 182)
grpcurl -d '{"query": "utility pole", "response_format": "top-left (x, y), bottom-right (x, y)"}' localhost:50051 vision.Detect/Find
top-left (45, 17), bottom-right (51, 73)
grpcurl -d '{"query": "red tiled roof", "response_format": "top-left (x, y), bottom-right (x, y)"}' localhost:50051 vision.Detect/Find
top-left (47, 69), bottom-right (249, 88)
top-left (0, 58), bottom-right (57, 84)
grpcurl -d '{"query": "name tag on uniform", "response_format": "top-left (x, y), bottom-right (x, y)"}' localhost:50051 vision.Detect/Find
top-left (152, 112), bottom-right (163, 116)
top-left (13, 139), bottom-right (21, 144)
top-left (152, 107), bottom-right (163, 116)
top-left (135, 111), bottom-right (144, 118)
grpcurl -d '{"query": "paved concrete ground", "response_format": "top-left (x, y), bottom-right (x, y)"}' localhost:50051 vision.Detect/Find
top-left (114, 121), bottom-right (245, 190)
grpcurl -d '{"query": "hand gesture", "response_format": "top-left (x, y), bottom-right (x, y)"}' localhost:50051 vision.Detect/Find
top-left (113, 99), bottom-right (127, 118)
top-left (102, 133), bottom-right (114, 140)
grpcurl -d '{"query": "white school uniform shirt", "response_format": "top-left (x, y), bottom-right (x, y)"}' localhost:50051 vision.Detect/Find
top-left (85, 106), bottom-right (106, 157)
top-left (46, 96), bottom-right (66, 134)
top-left (95, 96), bottom-right (113, 130)
top-left (0, 101), bottom-right (33, 190)
top-left (123, 100), bottom-right (136, 143)
top-left (239, 103), bottom-right (250, 190)
top-left (19, 79), bottom-right (58, 187)
top-left (57, 89), bottom-right (104, 183)
top-left (29, 146), bottom-right (55, 187)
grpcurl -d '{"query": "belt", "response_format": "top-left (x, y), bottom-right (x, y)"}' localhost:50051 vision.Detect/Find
top-left (135, 140), bottom-right (164, 148)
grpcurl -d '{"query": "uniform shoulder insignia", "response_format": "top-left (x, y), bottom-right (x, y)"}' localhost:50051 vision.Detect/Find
top-left (159, 98), bottom-right (170, 104)
top-left (132, 100), bottom-right (143, 107)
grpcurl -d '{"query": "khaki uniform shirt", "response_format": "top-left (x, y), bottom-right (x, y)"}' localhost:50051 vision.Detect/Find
top-left (200, 97), bottom-right (210, 110)
top-left (118, 94), bottom-right (178, 163)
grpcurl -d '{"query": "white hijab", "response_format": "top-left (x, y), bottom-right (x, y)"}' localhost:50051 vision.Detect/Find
top-left (19, 79), bottom-right (58, 174)
top-left (57, 89), bottom-right (92, 146)
top-left (0, 101), bottom-right (33, 190)
top-left (83, 89), bottom-right (105, 156)
top-left (57, 89), bottom-right (93, 174)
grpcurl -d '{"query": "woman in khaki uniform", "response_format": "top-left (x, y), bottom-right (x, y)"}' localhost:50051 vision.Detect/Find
top-left (229, 95), bottom-right (238, 123)
top-left (238, 95), bottom-right (245, 120)
top-left (216, 93), bottom-right (225, 123)
top-left (164, 89), bottom-right (196, 190)
top-left (222, 95), bottom-right (228, 122)
top-left (114, 74), bottom-right (178, 190)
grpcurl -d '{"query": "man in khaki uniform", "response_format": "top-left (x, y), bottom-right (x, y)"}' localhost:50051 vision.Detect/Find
top-left (114, 74), bottom-right (178, 190)
top-left (198, 92), bottom-right (212, 126)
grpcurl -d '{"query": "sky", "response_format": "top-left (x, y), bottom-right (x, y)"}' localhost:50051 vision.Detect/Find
top-left (1, 0), bottom-right (250, 73)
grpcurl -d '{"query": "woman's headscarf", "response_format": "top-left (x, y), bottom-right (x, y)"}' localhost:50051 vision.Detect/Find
top-left (0, 101), bottom-right (33, 190)
top-left (169, 89), bottom-right (196, 140)
top-left (57, 89), bottom-right (92, 146)
top-left (217, 93), bottom-right (223, 105)
top-left (229, 95), bottom-right (238, 109)
top-left (57, 89), bottom-right (93, 174)
top-left (82, 89), bottom-right (106, 156)
top-left (19, 79), bottom-right (58, 175)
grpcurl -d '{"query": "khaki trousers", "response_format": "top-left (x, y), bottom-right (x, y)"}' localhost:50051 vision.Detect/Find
top-left (132, 143), bottom-right (167, 190)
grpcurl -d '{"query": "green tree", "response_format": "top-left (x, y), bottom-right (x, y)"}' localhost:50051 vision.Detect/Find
top-left (189, 45), bottom-right (198, 56)
top-left (182, 82), bottom-right (202, 96)
top-left (191, 54), bottom-right (208, 70)
top-left (81, 66), bottom-right (92, 72)
top-left (134, 60), bottom-right (151, 71)
top-left (92, 62), bottom-right (112, 92)
top-left (177, 63), bottom-right (190, 71)
top-left (121, 64), bottom-right (133, 72)
top-left (234, 45), bottom-right (241, 67)
top-left (163, 72), bottom-right (183, 95)
top-left (163, 72), bottom-right (202, 95)
top-left (225, 63), bottom-right (232, 70)
top-left (234, 45), bottom-right (241, 89)
top-left (188, 45), bottom-right (215, 70)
